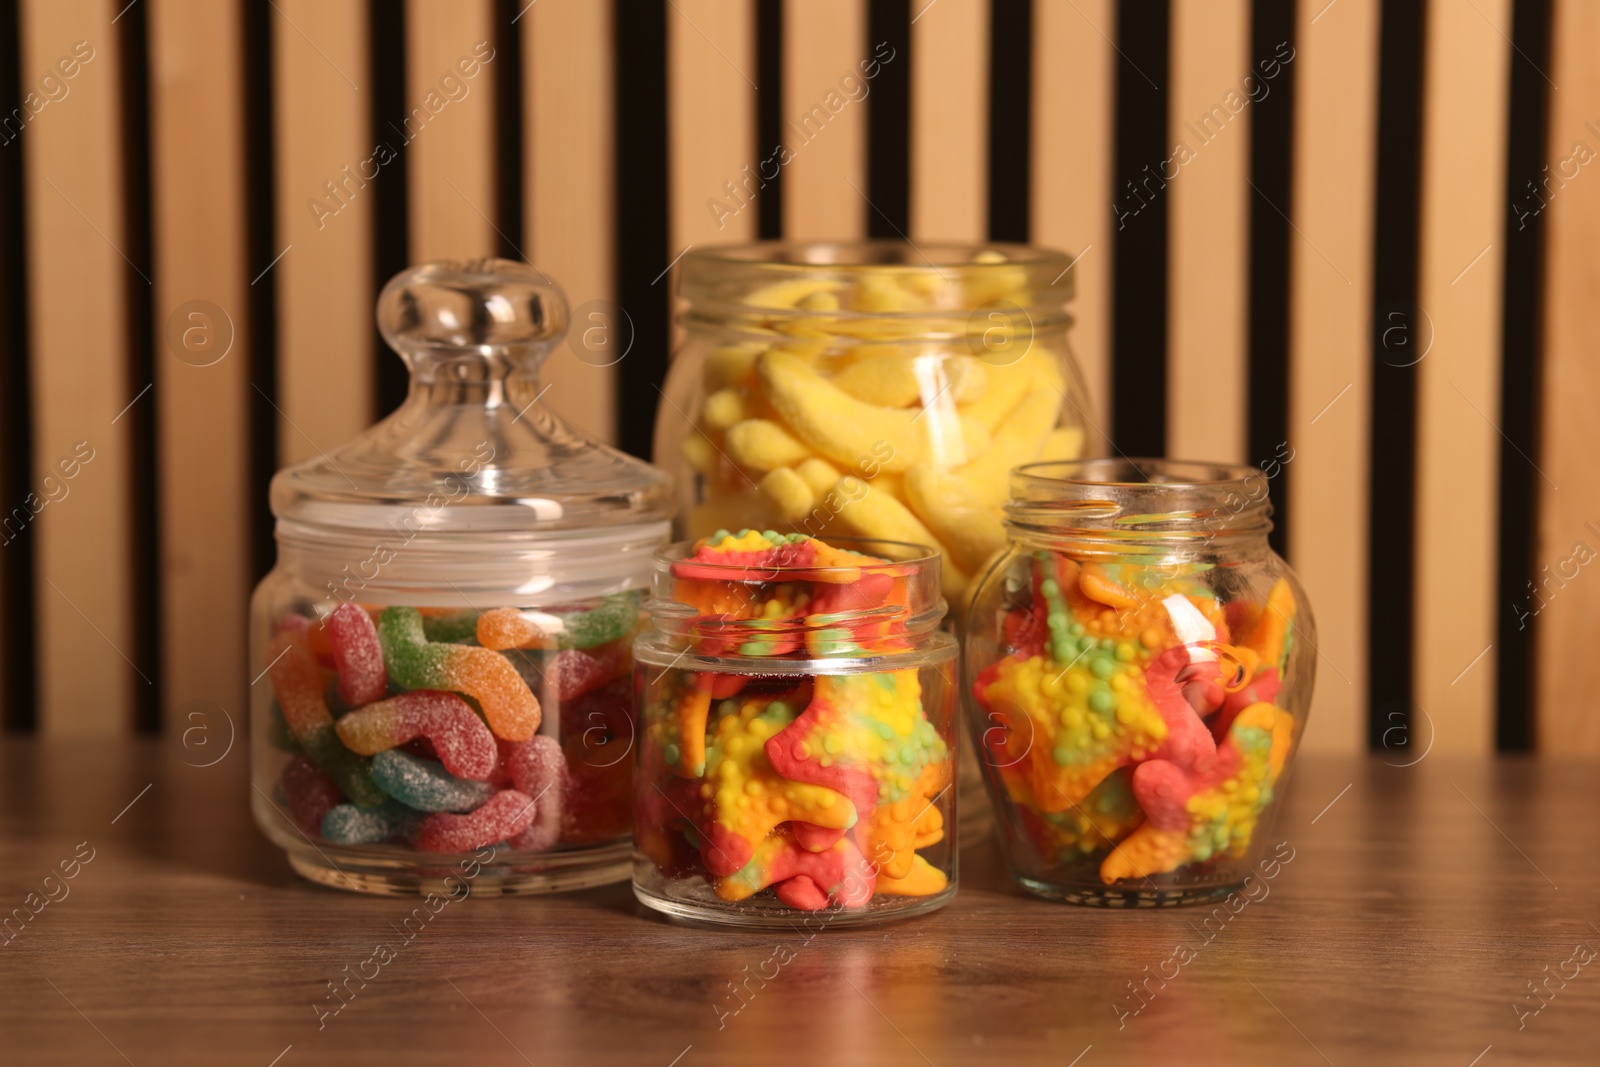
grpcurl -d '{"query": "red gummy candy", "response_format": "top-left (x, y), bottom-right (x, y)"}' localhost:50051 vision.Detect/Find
top-left (279, 754), bottom-right (343, 836)
top-left (546, 639), bottom-right (628, 702)
top-left (335, 690), bottom-right (498, 780)
top-left (326, 602), bottom-right (387, 706)
top-left (414, 789), bottom-right (537, 852)
top-left (507, 736), bottom-right (566, 851)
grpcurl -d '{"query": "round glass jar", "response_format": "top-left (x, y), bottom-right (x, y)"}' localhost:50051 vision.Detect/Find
top-left (964, 460), bottom-right (1314, 907)
top-left (632, 532), bottom-right (959, 927)
top-left (655, 240), bottom-right (1091, 613)
top-left (250, 259), bottom-right (674, 896)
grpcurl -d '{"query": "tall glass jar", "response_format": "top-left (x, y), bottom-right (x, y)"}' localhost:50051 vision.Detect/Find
top-left (656, 241), bottom-right (1091, 613)
top-left (964, 460), bottom-right (1314, 907)
top-left (633, 532), bottom-right (959, 927)
top-left (249, 259), bottom-right (674, 896)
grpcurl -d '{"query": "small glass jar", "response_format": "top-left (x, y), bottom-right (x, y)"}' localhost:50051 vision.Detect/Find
top-left (965, 460), bottom-right (1315, 907)
top-left (632, 532), bottom-right (959, 927)
top-left (250, 259), bottom-right (674, 896)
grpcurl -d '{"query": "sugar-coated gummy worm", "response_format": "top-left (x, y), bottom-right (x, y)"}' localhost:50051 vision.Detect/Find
top-left (335, 690), bottom-right (498, 780)
top-left (377, 607), bottom-right (541, 741)
top-left (370, 749), bottom-right (497, 814)
top-left (321, 799), bottom-right (424, 845)
top-left (266, 630), bottom-right (386, 807)
top-left (414, 788), bottom-right (538, 853)
top-left (507, 735), bottom-right (566, 851)
top-left (278, 754), bottom-right (344, 835)
top-left (325, 602), bottom-right (388, 707)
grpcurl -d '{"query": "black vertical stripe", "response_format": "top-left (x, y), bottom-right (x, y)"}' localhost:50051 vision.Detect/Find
top-left (0, 0), bottom-right (36, 732)
top-left (1110, 0), bottom-right (1170, 458)
top-left (1247, 2), bottom-right (1296, 558)
top-left (756, 0), bottom-right (783, 240)
top-left (494, 0), bottom-right (525, 261)
top-left (1367, 0), bottom-right (1427, 750)
top-left (243, 0), bottom-right (279, 589)
top-left (370, 0), bottom-right (410, 418)
top-left (119, 0), bottom-right (159, 734)
top-left (615, 0), bottom-right (669, 460)
top-left (1496, 0), bottom-right (1553, 752)
top-left (987, 0), bottom-right (1031, 243)
top-left (865, 0), bottom-right (909, 238)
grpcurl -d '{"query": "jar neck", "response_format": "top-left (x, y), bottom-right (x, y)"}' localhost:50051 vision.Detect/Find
top-left (1005, 459), bottom-right (1277, 564)
top-left (399, 348), bottom-right (546, 409)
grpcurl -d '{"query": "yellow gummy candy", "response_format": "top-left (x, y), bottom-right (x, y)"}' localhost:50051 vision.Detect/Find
top-left (758, 466), bottom-right (816, 522)
top-left (1040, 425), bottom-right (1086, 461)
top-left (705, 343), bottom-right (765, 391)
top-left (832, 353), bottom-right (989, 409)
top-left (904, 464), bottom-right (1009, 574)
top-left (742, 277), bottom-right (843, 309)
top-left (725, 418), bottom-right (813, 472)
top-left (680, 433), bottom-right (718, 475)
top-left (702, 387), bottom-right (747, 430)
top-left (943, 385), bottom-right (1062, 510)
top-left (830, 475), bottom-right (969, 600)
top-left (757, 350), bottom-right (988, 473)
top-left (957, 347), bottom-right (1062, 432)
top-left (794, 457), bottom-right (842, 495)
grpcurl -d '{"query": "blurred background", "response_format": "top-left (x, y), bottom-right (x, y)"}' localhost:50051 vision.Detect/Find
top-left (0, 0), bottom-right (1591, 760)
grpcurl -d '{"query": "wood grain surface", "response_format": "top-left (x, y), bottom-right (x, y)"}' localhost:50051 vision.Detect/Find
top-left (1, 739), bottom-right (1595, 1065)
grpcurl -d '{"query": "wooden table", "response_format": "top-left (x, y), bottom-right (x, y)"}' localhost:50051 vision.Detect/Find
top-left (1, 739), bottom-right (1595, 1066)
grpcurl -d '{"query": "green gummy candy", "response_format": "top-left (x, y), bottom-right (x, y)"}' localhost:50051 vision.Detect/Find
top-left (554, 592), bottom-right (641, 650)
top-left (377, 607), bottom-right (456, 691)
top-left (421, 610), bottom-right (480, 644)
top-left (302, 724), bottom-right (386, 808)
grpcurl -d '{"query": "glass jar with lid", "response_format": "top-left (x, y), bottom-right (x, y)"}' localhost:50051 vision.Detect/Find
top-left (965, 459), bottom-right (1314, 906)
top-left (249, 259), bottom-right (674, 895)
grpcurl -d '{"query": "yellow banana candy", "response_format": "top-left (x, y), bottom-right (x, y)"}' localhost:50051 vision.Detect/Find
top-left (947, 386), bottom-right (1065, 510)
top-left (757, 350), bottom-right (989, 473)
top-left (1040, 426), bottom-right (1087, 461)
top-left (742, 277), bottom-right (843, 309)
top-left (830, 475), bottom-right (970, 600)
top-left (903, 465), bottom-right (1009, 575)
top-left (957, 347), bottom-right (1062, 432)
top-left (833, 353), bottom-right (989, 409)
top-left (724, 418), bottom-right (813, 472)
top-left (758, 466), bottom-right (817, 522)
top-left (794, 457), bottom-right (843, 496)
top-left (705, 343), bottom-right (765, 391)
top-left (702, 387), bottom-right (747, 431)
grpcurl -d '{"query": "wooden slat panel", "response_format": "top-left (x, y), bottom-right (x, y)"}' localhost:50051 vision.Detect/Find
top-left (1031, 0), bottom-right (1113, 433)
top-left (526, 0), bottom-right (616, 444)
top-left (1288, 0), bottom-right (1378, 754)
top-left (909, 0), bottom-right (987, 242)
top-left (405, 0), bottom-right (496, 261)
top-left (782, 0), bottom-right (867, 240)
top-left (667, 1), bottom-right (756, 255)
top-left (1166, 0), bottom-right (1249, 463)
top-left (272, 0), bottom-right (371, 464)
top-left (21, 0), bottom-right (135, 735)
top-left (149, 0), bottom-right (252, 728)
top-left (1536, 0), bottom-right (1600, 752)
top-left (1413, 0), bottom-right (1511, 754)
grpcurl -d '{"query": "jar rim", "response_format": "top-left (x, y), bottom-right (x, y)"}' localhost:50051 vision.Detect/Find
top-left (652, 535), bottom-right (942, 577)
top-left (1005, 458), bottom-right (1276, 544)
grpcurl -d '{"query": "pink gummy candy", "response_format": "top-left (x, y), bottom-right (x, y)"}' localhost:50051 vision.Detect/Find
top-left (335, 690), bottom-right (497, 780)
top-left (546, 640), bottom-right (629, 702)
top-left (279, 754), bottom-right (343, 836)
top-left (507, 736), bottom-right (567, 851)
top-left (326, 602), bottom-right (388, 707)
top-left (415, 789), bottom-right (538, 853)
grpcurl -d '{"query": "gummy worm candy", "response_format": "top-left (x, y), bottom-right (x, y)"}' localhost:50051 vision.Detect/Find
top-left (322, 800), bottom-right (423, 846)
top-left (377, 607), bottom-right (541, 741)
top-left (370, 749), bottom-right (496, 813)
top-left (414, 789), bottom-right (538, 853)
top-left (278, 754), bottom-right (344, 836)
top-left (266, 630), bottom-right (386, 807)
top-left (326, 602), bottom-right (388, 707)
top-left (506, 735), bottom-right (566, 852)
top-left (475, 593), bottom-right (643, 652)
top-left (335, 689), bottom-right (498, 780)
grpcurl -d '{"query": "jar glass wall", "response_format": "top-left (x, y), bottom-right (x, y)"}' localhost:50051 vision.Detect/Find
top-left (633, 533), bottom-right (959, 927)
top-left (964, 460), bottom-right (1314, 907)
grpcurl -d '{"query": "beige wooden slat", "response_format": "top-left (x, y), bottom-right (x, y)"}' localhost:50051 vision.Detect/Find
top-left (1413, 0), bottom-right (1511, 754)
top-left (272, 0), bottom-right (371, 464)
top-left (909, 0), bottom-right (987, 242)
top-left (1287, 0), bottom-right (1378, 755)
top-left (782, 0), bottom-right (867, 240)
top-left (526, 0), bottom-right (616, 444)
top-left (1536, 0), bottom-right (1600, 752)
top-left (1031, 0), bottom-right (1113, 434)
top-left (149, 0), bottom-right (252, 728)
top-left (1166, 0), bottom-right (1249, 464)
top-left (667, 1), bottom-right (757, 253)
top-left (405, 0), bottom-right (497, 261)
top-left (21, 0), bottom-right (136, 735)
